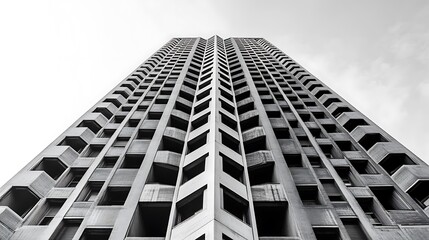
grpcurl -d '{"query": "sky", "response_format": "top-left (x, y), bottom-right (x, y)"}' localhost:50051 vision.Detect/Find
top-left (0, 0), bottom-right (428, 186)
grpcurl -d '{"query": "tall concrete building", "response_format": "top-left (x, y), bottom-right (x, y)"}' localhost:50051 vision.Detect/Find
top-left (0, 36), bottom-right (428, 240)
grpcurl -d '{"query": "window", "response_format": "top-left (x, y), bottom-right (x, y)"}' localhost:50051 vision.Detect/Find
top-left (357, 198), bottom-right (381, 226)
top-left (32, 157), bottom-right (67, 180)
top-left (37, 200), bottom-right (65, 225)
top-left (99, 187), bottom-right (130, 206)
top-left (188, 131), bottom-right (209, 153)
top-left (343, 119), bottom-right (368, 132)
top-left (221, 186), bottom-right (249, 223)
top-left (57, 168), bottom-right (86, 187)
top-left (379, 153), bottom-right (416, 175)
top-left (297, 185), bottom-right (320, 205)
top-left (370, 186), bottom-right (408, 210)
top-left (53, 220), bottom-right (81, 240)
top-left (147, 162), bottom-right (178, 186)
top-left (137, 129), bottom-right (155, 140)
top-left (321, 180), bottom-right (344, 201)
top-left (284, 154), bottom-right (302, 167)
top-left (254, 202), bottom-right (289, 236)
top-left (78, 183), bottom-right (102, 202)
top-left (313, 227), bottom-right (340, 240)
top-left (350, 160), bottom-right (378, 174)
top-left (121, 154), bottom-right (144, 169)
top-left (78, 120), bottom-right (102, 134)
top-left (98, 157), bottom-right (118, 168)
top-left (342, 218), bottom-right (368, 240)
top-left (0, 187), bottom-right (40, 217)
top-left (222, 154), bottom-right (243, 182)
top-left (127, 202), bottom-right (172, 237)
top-left (59, 136), bottom-right (87, 153)
top-left (408, 180), bottom-right (429, 209)
top-left (221, 131), bottom-right (240, 153)
top-left (182, 154), bottom-right (206, 183)
top-left (176, 187), bottom-right (206, 224)
top-left (358, 133), bottom-right (388, 150)
top-left (81, 145), bottom-right (104, 158)
top-left (80, 228), bottom-right (112, 240)
top-left (335, 141), bottom-right (357, 152)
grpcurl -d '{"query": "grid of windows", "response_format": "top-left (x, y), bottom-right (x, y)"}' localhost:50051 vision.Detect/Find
top-left (0, 37), bottom-right (428, 240)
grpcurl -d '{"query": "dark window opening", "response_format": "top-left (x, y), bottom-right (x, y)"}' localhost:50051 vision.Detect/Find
top-left (222, 234), bottom-right (232, 240)
top-left (274, 128), bottom-right (290, 139)
top-left (323, 98), bottom-right (341, 107)
top-left (220, 99), bottom-right (235, 114)
top-left (313, 227), bottom-right (340, 240)
top-left (335, 167), bottom-right (353, 187)
top-left (137, 129), bottom-right (156, 140)
top-left (408, 180), bottom-right (429, 209)
top-left (170, 115), bottom-right (188, 131)
top-left (182, 154), bottom-right (207, 183)
top-left (192, 112), bottom-right (210, 130)
top-left (78, 120), bottom-right (101, 134)
top-left (310, 128), bottom-right (325, 138)
top-left (81, 145), bottom-right (104, 158)
top-left (309, 156), bottom-right (323, 168)
top-left (147, 163), bottom-right (178, 186)
top-left (335, 141), bottom-right (357, 152)
top-left (194, 99), bottom-right (211, 115)
top-left (220, 113), bottom-right (237, 131)
top-left (53, 220), bottom-right (81, 240)
top-left (284, 154), bottom-right (302, 167)
top-left (93, 107), bottom-right (113, 119)
top-left (298, 136), bottom-right (312, 147)
top-left (99, 187), bottom-right (130, 206)
top-left (321, 179), bottom-right (344, 201)
top-left (358, 133), bottom-right (388, 150)
top-left (379, 153), bottom-right (416, 175)
top-left (121, 154), bottom-right (144, 169)
top-left (350, 160), bottom-right (378, 174)
top-left (127, 203), bottom-right (172, 238)
top-left (77, 182), bottom-right (102, 202)
top-left (0, 187), bottom-right (40, 217)
top-left (343, 119), bottom-right (368, 132)
top-left (221, 131), bottom-right (240, 153)
top-left (148, 111), bottom-right (163, 120)
top-left (297, 185), bottom-right (320, 205)
top-left (188, 131), bottom-right (208, 153)
top-left (243, 134), bottom-right (266, 154)
top-left (254, 203), bottom-right (289, 237)
top-left (176, 187), bottom-right (205, 224)
top-left (222, 154), bottom-right (244, 183)
top-left (59, 136), bottom-right (87, 153)
top-left (57, 168), bottom-right (86, 187)
top-left (240, 114), bottom-right (259, 132)
top-left (342, 218), bottom-right (369, 240)
top-left (99, 157), bottom-right (118, 168)
top-left (332, 107), bottom-right (352, 118)
top-left (222, 186), bottom-right (249, 224)
top-left (36, 200), bottom-right (65, 225)
top-left (248, 162), bottom-right (274, 186)
top-left (162, 136), bottom-right (184, 154)
top-left (32, 157), bottom-right (67, 180)
top-left (357, 198), bottom-right (382, 226)
top-left (322, 124), bottom-right (339, 133)
top-left (80, 228), bottom-right (112, 240)
top-left (370, 186), bottom-right (408, 210)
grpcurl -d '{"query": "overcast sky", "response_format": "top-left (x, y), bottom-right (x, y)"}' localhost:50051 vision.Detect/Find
top-left (0, 0), bottom-right (428, 186)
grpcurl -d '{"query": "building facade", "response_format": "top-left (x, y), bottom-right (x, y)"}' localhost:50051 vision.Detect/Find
top-left (0, 36), bottom-right (429, 240)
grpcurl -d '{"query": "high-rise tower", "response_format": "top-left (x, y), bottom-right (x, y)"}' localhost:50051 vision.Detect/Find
top-left (0, 36), bottom-right (428, 240)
